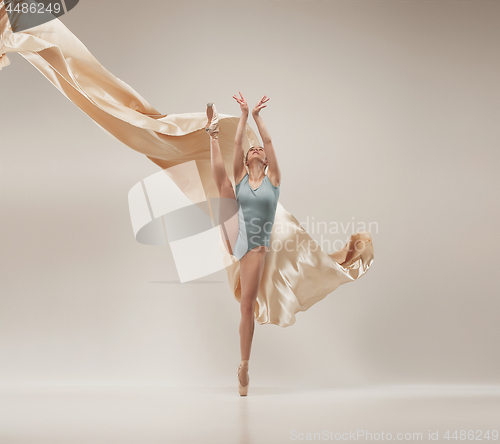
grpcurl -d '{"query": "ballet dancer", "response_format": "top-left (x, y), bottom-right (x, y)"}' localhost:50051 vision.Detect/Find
top-left (205, 92), bottom-right (281, 396)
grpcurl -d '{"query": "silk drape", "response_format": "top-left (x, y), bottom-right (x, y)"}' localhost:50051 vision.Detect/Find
top-left (1, 2), bottom-right (374, 327)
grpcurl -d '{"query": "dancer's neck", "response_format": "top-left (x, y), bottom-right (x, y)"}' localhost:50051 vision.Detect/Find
top-left (247, 163), bottom-right (266, 181)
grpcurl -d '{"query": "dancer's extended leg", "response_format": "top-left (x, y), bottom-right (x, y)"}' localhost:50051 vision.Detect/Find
top-left (206, 104), bottom-right (239, 255)
top-left (207, 133), bottom-right (239, 256)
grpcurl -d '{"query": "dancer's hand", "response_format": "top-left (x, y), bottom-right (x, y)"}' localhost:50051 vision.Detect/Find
top-left (252, 95), bottom-right (269, 117)
top-left (233, 91), bottom-right (249, 114)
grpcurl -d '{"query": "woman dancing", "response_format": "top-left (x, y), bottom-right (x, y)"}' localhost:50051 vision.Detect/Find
top-left (205, 92), bottom-right (281, 396)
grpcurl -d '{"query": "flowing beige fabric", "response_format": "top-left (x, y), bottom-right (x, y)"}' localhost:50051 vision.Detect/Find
top-left (0, 2), bottom-right (374, 328)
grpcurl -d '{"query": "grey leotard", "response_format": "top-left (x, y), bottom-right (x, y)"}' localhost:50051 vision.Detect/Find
top-left (232, 172), bottom-right (280, 260)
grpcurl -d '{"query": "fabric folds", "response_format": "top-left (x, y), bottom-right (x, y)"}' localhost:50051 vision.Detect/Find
top-left (0, 1), bottom-right (374, 327)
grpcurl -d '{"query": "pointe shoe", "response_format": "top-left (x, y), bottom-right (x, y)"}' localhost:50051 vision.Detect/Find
top-left (205, 102), bottom-right (219, 139)
top-left (237, 360), bottom-right (250, 396)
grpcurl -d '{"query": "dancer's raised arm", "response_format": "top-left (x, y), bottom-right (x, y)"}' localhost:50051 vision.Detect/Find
top-left (232, 91), bottom-right (249, 185)
top-left (252, 96), bottom-right (281, 187)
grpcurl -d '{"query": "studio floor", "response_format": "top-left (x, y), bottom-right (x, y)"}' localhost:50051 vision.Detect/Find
top-left (0, 385), bottom-right (498, 443)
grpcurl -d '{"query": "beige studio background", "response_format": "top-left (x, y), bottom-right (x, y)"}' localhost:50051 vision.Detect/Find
top-left (0, 0), bottom-right (498, 388)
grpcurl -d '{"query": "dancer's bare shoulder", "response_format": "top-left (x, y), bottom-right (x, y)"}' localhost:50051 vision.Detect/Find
top-left (235, 170), bottom-right (248, 187)
top-left (267, 171), bottom-right (281, 188)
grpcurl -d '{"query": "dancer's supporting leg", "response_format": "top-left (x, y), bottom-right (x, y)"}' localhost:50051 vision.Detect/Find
top-left (238, 245), bottom-right (268, 381)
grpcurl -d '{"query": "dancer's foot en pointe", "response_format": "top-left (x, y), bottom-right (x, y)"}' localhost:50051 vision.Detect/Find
top-left (237, 359), bottom-right (250, 396)
top-left (205, 102), bottom-right (219, 139)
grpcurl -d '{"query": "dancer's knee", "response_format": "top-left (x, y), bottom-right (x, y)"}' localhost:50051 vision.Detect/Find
top-left (240, 300), bottom-right (255, 318)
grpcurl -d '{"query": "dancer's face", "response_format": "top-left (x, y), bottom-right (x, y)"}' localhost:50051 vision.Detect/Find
top-left (246, 146), bottom-right (268, 168)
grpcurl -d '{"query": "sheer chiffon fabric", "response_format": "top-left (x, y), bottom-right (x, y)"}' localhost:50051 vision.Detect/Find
top-left (1, 2), bottom-right (374, 327)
